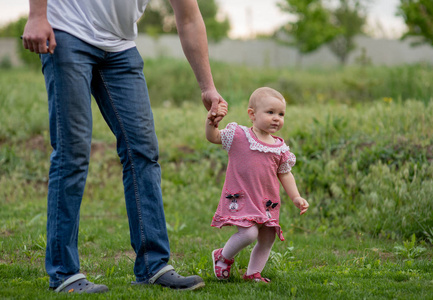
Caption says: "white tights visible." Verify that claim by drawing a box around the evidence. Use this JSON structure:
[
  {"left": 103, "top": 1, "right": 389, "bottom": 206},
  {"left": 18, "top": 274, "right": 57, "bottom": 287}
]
[{"left": 217, "top": 224, "right": 276, "bottom": 275}]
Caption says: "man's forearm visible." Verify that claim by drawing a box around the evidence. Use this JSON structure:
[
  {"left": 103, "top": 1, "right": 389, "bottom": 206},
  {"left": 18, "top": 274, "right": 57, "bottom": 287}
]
[
  {"left": 178, "top": 21, "right": 216, "bottom": 93},
  {"left": 170, "top": 0, "right": 216, "bottom": 93},
  {"left": 29, "top": 0, "right": 48, "bottom": 19}
]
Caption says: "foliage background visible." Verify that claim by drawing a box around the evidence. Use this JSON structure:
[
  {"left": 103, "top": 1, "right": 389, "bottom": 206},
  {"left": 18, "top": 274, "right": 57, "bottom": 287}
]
[
  {"left": 398, "top": 0, "right": 433, "bottom": 46},
  {"left": 1, "top": 58, "right": 432, "bottom": 299},
  {"left": 1, "top": 60, "right": 432, "bottom": 242}
]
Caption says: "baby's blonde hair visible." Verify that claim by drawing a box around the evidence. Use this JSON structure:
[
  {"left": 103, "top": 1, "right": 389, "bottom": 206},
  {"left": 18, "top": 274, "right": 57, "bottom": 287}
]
[{"left": 248, "top": 87, "right": 285, "bottom": 109}]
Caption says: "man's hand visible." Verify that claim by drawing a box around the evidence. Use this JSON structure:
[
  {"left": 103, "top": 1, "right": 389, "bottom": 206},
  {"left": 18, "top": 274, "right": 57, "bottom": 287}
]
[
  {"left": 207, "top": 101, "right": 228, "bottom": 126},
  {"left": 202, "top": 89, "right": 227, "bottom": 127},
  {"left": 22, "top": 15, "right": 56, "bottom": 54}
]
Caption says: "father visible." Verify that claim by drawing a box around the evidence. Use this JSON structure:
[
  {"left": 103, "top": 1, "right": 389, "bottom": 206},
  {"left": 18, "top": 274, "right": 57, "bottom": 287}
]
[{"left": 22, "top": 0, "right": 226, "bottom": 293}]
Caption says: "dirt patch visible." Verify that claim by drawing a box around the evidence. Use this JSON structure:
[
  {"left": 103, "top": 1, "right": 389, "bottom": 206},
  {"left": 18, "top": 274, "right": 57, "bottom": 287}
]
[
  {"left": 90, "top": 141, "right": 116, "bottom": 157},
  {"left": 332, "top": 249, "right": 359, "bottom": 257},
  {"left": 176, "top": 145, "right": 195, "bottom": 154},
  {"left": 26, "top": 135, "right": 48, "bottom": 152},
  {"left": 114, "top": 250, "right": 136, "bottom": 263},
  {"left": 0, "top": 229, "right": 13, "bottom": 237},
  {"left": 170, "top": 252, "right": 185, "bottom": 260}
]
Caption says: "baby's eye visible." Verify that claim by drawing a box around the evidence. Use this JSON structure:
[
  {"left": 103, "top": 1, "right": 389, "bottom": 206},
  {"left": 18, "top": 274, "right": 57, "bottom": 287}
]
[
  {"left": 279, "top": 113, "right": 285, "bottom": 117},
  {"left": 267, "top": 111, "right": 274, "bottom": 114}
]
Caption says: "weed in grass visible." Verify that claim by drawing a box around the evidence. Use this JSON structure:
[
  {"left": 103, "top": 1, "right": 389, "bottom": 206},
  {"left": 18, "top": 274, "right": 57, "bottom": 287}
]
[
  {"left": 166, "top": 213, "right": 187, "bottom": 233},
  {"left": 106, "top": 265, "right": 116, "bottom": 278},
  {"left": 21, "top": 244, "right": 43, "bottom": 264},
  {"left": 269, "top": 243, "right": 298, "bottom": 272},
  {"left": 393, "top": 234, "right": 427, "bottom": 260}
]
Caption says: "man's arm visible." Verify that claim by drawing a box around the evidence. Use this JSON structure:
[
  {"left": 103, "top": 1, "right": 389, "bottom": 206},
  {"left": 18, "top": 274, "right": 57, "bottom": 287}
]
[
  {"left": 169, "top": 0, "right": 226, "bottom": 125},
  {"left": 22, "top": 0, "right": 56, "bottom": 54}
]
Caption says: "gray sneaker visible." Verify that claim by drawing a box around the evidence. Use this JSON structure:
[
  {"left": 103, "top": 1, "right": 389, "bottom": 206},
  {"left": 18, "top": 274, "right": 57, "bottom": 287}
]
[
  {"left": 53, "top": 274, "right": 109, "bottom": 294},
  {"left": 134, "top": 265, "right": 205, "bottom": 291}
]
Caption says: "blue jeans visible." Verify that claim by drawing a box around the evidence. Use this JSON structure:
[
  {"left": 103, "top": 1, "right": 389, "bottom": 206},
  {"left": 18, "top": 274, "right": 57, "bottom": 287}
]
[{"left": 41, "top": 30, "right": 170, "bottom": 288}]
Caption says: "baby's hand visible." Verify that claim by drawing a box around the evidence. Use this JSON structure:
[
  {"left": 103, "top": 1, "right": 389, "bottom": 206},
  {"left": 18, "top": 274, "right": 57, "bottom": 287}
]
[
  {"left": 207, "top": 102, "right": 228, "bottom": 126},
  {"left": 218, "top": 102, "right": 228, "bottom": 116},
  {"left": 293, "top": 197, "right": 309, "bottom": 215}
]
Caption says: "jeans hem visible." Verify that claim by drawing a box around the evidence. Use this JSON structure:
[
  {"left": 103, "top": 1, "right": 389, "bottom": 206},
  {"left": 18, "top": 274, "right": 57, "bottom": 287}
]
[
  {"left": 49, "top": 273, "right": 79, "bottom": 289},
  {"left": 134, "top": 263, "right": 169, "bottom": 284}
]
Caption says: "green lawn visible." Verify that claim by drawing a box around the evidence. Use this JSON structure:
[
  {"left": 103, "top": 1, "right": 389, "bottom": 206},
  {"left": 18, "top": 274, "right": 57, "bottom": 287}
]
[{"left": 0, "top": 66, "right": 432, "bottom": 299}]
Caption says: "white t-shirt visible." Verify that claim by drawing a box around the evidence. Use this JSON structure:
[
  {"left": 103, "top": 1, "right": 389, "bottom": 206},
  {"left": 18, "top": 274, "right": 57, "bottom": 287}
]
[{"left": 47, "top": 0, "right": 150, "bottom": 52}]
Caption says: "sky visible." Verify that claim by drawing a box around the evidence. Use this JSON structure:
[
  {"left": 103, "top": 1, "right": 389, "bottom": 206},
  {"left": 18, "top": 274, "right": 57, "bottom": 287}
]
[{"left": 0, "top": 0, "right": 406, "bottom": 39}]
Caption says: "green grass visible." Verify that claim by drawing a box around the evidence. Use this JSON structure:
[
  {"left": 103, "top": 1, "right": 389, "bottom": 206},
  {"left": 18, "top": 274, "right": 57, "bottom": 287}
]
[
  {"left": 143, "top": 58, "right": 433, "bottom": 106},
  {"left": 1, "top": 64, "right": 432, "bottom": 299}
]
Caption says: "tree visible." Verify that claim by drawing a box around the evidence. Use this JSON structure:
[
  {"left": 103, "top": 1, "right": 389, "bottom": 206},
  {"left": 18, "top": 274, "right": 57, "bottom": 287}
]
[
  {"left": 398, "top": 0, "right": 433, "bottom": 46},
  {"left": 197, "top": 0, "right": 230, "bottom": 42},
  {"left": 137, "top": 0, "right": 175, "bottom": 36},
  {"left": 278, "top": 0, "right": 366, "bottom": 65},
  {"left": 327, "top": 0, "right": 366, "bottom": 65},
  {"left": 137, "top": 0, "right": 230, "bottom": 42},
  {"left": 278, "top": 0, "right": 338, "bottom": 59}
]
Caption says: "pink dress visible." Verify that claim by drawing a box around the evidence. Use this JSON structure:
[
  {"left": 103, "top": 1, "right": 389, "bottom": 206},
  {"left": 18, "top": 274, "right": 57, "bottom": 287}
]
[{"left": 211, "top": 122, "right": 296, "bottom": 241}]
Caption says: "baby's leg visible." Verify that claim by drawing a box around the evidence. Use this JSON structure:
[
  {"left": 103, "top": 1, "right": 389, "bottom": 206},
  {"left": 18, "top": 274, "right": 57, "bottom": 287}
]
[
  {"left": 245, "top": 225, "right": 276, "bottom": 275},
  {"left": 217, "top": 225, "right": 259, "bottom": 269}
]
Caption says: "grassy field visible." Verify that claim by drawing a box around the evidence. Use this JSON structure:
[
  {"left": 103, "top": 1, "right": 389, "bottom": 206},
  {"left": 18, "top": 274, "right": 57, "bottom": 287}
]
[{"left": 0, "top": 63, "right": 432, "bottom": 299}]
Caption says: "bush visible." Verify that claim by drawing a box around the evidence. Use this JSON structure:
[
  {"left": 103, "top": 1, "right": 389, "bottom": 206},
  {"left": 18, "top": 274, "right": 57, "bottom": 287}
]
[
  {"left": 0, "top": 55, "right": 12, "bottom": 69},
  {"left": 144, "top": 59, "right": 433, "bottom": 107},
  {"left": 278, "top": 100, "right": 433, "bottom": 240},
  {"left": 359, "top": 162, "right": 433, "bottom": 239}
]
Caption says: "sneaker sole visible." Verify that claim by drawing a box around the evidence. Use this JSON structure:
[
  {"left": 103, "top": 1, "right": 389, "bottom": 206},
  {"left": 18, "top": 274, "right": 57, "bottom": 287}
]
[{"left": 181, "top": 281, "right": 205, "bottom": 291}]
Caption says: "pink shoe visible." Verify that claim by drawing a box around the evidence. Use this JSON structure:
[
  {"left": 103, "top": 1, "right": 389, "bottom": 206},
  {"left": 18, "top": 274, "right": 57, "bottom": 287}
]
[
  {"left": 212, "top": 248, "right": 234, "bottom": 280},
  {"left": 243, "top": 272, "right": 271, "bottom": 283}
]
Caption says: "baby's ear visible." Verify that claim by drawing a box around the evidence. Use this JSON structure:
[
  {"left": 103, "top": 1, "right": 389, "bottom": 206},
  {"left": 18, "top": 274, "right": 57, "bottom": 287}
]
[{"left": 247, "top": 108, "right": 255, "bottom": 121}]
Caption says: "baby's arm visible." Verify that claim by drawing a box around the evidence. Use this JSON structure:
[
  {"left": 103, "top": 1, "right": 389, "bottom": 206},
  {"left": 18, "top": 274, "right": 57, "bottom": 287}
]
[
  {"left": 278, "top": 172, "right": 309, "bottom": 215},
  {"left": 205, "top": 102, "right": 227, "bottom": 144}
]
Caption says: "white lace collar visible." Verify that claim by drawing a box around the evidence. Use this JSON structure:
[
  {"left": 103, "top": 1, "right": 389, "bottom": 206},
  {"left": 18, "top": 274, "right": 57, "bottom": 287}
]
[{"left": 239, "top": 125, "right": 290, "bottom": 155}]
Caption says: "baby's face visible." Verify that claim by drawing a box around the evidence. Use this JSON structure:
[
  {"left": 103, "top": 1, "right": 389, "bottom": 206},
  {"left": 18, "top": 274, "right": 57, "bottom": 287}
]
[{"left": 250, "top": 96, "right": 286, "bottom": 134}]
